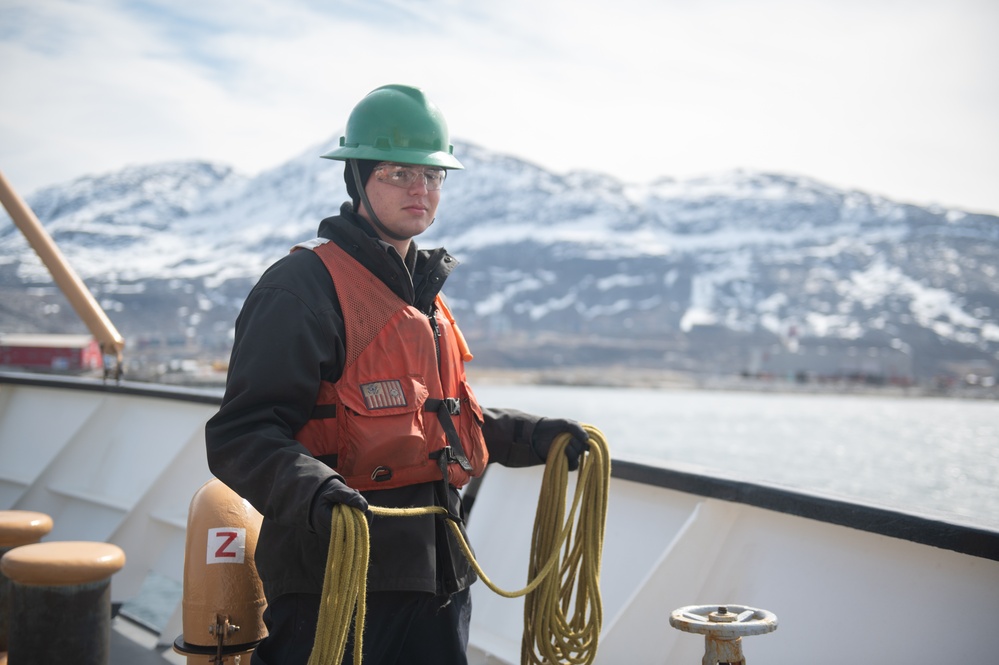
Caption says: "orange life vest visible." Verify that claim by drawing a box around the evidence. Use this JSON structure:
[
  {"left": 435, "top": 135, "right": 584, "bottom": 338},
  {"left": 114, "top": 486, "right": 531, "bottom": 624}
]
[{"left": 294, "top": 239, "right": 488, "bottom": 491}]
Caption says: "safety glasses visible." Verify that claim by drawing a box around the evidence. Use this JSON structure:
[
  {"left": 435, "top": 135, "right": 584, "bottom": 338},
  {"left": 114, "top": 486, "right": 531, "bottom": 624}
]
[{"left": 373, "top": 163, "right": 447, "bottom": 191}]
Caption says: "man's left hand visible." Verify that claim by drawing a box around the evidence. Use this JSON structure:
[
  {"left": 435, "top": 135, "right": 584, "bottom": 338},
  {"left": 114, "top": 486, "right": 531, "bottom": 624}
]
[{"left": 532, "top": 418, "right": 590, "bottom": 470}]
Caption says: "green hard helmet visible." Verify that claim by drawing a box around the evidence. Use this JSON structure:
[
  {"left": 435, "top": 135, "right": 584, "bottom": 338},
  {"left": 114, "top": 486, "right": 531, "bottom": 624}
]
[{"left": 321, "top": 84, "right": 463, "bottom": 169}]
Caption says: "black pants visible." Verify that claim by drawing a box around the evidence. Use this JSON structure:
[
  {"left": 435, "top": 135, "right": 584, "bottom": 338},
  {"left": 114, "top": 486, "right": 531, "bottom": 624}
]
[{"left": 250, "top": 588, "right": 471, "bottom": 665}]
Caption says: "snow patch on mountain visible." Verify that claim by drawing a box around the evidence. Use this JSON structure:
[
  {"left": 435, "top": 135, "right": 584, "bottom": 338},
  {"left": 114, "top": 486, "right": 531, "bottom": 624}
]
[{"left": 2, "top": 139, "right": 997, "bottom": 380}]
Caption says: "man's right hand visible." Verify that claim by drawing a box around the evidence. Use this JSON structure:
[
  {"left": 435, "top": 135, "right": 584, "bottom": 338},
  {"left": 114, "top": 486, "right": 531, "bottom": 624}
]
[{"left": 309, "top": 476, "right": 370, "bottom": 538}]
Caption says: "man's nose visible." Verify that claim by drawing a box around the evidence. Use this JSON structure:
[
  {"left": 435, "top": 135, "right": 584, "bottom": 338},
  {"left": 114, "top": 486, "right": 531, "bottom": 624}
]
[{"left": 408, "top": 177, "right": 430, "bottom": 194}]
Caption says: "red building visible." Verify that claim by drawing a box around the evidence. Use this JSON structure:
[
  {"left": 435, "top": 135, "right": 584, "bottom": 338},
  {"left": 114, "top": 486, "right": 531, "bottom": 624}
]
[{"left": 0, "top": 334, "right": 102, "bottom": 373}]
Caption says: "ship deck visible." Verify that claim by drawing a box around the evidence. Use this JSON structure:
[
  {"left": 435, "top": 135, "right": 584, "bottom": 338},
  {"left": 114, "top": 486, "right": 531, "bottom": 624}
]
[
  {"left": 2, "top": 371, "right": 997, "bottom": 663},
  {"left": 112, "top": 617, "right": 182, "bottom": 664}
]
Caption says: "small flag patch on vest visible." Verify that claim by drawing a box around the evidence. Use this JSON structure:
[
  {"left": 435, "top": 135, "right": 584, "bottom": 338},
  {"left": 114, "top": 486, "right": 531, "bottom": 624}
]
[{"left": 360, "top": 379, "right": 407, "bottom": 410}]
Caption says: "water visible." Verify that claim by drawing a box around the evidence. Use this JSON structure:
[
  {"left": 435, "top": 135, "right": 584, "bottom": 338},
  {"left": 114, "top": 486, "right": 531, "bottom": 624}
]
[
  {"left": 124, "top": 383, "right": 998, "bottom": 634},
  {"left": 473, "top": 384, "right": 999, "bottom": 530}
]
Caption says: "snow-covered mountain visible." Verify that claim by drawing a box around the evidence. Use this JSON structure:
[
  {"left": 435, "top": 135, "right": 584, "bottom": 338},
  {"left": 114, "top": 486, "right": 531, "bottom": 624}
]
[{"left": 2, "top": 140, "right": 997, "bottom": 382}]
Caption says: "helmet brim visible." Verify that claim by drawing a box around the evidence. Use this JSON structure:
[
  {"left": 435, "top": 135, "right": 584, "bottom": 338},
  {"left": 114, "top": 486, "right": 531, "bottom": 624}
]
[{"left": 321, "top": 144, "right": 464, "bottom": 170}]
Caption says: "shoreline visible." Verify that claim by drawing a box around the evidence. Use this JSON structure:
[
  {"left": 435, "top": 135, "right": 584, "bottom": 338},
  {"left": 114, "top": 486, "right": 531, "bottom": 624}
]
[
  {"left": 11, "top": 364, "right": 997, "bottom": 400},
  {"left": 465, "top": 366, "right": 999, "bottom": 400}
]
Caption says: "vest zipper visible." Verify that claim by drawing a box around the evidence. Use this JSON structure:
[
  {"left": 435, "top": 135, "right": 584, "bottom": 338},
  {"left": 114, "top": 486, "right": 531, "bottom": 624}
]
[{"left": 429, "top": 309, "right": 442, "bottom": 371}]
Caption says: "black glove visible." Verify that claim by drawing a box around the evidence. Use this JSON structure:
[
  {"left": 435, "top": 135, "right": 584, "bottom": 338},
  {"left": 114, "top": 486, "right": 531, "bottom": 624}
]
[
  {"left": 309, "top": 475, "right": 370, "bottom": 538},
  {"left": 531, "top": 418, "right": 590, "bottom": 471}
]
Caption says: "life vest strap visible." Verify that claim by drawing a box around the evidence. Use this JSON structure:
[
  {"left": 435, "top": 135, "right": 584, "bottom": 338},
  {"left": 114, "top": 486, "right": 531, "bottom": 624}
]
[
  {"left": 425, "top": 397, "right": 460, "bottom": 416},
  {"left": 425, "top": 399, "right": 473, "bottom": 472},
  {"left": 431, "top": 453, "right": 465, "bottom": 527}
]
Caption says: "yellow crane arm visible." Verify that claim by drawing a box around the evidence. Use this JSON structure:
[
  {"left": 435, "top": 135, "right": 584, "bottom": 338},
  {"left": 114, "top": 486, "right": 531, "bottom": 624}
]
[{"left": 0, "top": 169, "right": 125, "bottom": 377}]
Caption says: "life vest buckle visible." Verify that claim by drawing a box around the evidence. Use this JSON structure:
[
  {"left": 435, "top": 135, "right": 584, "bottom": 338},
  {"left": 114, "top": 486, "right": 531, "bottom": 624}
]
[
  {"left": 370, "top": 466, "right": 393, "bottom": 482},
  {"left": 442, "top": 398, "right": 461, "bottom": 415}
]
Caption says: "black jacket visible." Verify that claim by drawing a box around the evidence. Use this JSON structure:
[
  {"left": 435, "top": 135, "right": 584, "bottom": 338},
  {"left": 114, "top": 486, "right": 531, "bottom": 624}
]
[{"left": 205, "top": 204, "right": 547, "bottom": 600}]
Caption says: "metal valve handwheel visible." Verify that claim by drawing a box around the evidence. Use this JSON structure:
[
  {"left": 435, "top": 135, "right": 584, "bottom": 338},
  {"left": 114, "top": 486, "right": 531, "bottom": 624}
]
[{"left": 669, "top": 604, "right": 778, "bottom": 640}]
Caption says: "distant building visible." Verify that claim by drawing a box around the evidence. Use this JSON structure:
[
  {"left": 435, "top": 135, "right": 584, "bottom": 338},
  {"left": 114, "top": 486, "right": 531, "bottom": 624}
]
[
  {"left": 745, "top": 340, "right": 915, "bottom": 386},
  {"left": 0, "top": 334, "right": 102, "bottom": 373}
]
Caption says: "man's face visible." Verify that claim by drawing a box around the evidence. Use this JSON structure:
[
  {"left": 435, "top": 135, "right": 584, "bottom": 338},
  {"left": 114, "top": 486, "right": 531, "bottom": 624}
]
[{"left": 360, "top": 162, "right": 443, "bottom": 242}]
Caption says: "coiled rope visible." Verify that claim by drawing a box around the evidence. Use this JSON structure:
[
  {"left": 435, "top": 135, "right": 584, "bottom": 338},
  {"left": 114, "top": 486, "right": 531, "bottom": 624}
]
[{"left": 308, "top": 424, "right": 610, "bottom": 665}]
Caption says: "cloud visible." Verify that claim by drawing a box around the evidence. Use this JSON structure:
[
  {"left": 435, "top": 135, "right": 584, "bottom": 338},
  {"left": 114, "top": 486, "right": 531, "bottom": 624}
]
[{"left": 1, "top": 0, "right": 997, "bottom": 214}]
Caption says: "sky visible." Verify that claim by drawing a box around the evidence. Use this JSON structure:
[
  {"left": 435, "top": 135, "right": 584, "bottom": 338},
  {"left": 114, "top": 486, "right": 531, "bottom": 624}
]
[{"left": 1, "top": 0, "right": 998, "bottom": 215}]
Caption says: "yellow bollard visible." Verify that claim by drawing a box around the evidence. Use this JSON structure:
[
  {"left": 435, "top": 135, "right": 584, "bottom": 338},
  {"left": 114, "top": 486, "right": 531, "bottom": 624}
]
[
  {"left": 172, "top": 479, "right": 267, "bottom": 664},
  {"left": 0, "top": 511, "right": 54, "bottom": 654},
  {"left": 1, "top": 540, "right": 125, "bottom": 665}
]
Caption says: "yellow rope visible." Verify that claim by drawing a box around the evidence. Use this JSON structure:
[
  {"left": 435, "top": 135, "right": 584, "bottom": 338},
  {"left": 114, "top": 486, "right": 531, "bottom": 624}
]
[
  {"left": 522, "top": 425, "right": 609, "bottom": 665},
  {"left": 309, "top": 424, "right": 610, "bottom": 665},
  {"left": 307, "top": 505, "right": 369, "bottom": 665}
]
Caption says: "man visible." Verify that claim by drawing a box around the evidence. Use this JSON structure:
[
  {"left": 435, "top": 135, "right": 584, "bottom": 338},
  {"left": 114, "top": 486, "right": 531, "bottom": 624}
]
[{"left": 205, "top": 84, "right": 588, "bottom": 665}]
